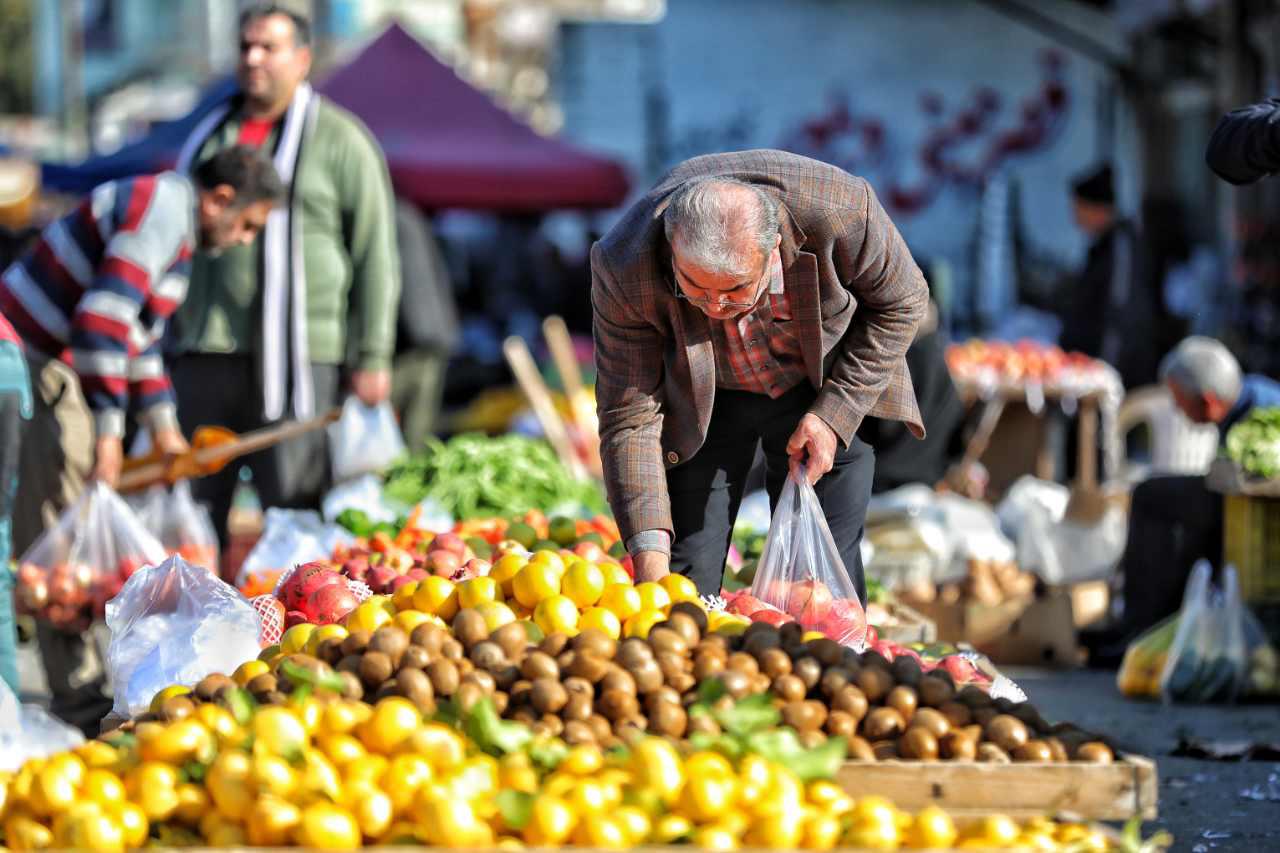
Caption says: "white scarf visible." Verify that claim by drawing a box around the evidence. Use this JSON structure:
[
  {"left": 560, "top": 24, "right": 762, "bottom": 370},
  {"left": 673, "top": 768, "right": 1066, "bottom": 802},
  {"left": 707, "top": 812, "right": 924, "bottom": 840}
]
[{"left": 179, "top": 83, "right": 319, "bottom": 421}]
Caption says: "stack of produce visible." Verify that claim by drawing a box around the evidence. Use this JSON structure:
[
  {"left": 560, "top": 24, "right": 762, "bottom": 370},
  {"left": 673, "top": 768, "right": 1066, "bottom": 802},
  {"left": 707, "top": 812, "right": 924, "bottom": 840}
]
[
  {"left": 945, "top": 339, "right": 1109, "bottom": 393},
  {"left": 4, "top": 662, "right": 1127, "bottom": 851},
  {"left": 1225, "top": 406, "right": 1280, "bottom": 479},
  {"left": 896, "top": 557, "right": 1036, "bottom": 611}
]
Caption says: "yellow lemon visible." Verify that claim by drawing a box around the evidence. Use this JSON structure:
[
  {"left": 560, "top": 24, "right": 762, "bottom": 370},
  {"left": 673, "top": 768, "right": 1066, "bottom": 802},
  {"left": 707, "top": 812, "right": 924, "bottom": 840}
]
[
  {"left": 527, "top": 550, "right": 565, "bottom": 576},
  {"left": 149, "top": 685, "right": 191, "bottom": 714},
  {"left": 233, "top": 659, "right": 270, "bottom": 687},
  {"left": 392, "top": 581, "right": 420, "bottom": 612},
  {"left": 578, "top": 607, "right": 622, "bottom": 640},
  {"left": 489, "top": 554, "right": 528, "bottom": 596},
  {"left": 533, "top": 595, "right": 580, "bottom": 636},
  {"left": 623, "top": 608, "right": 667, "bottom": 639},
  {"left": 513, "top": 563, "right": 562, "bottom": 609},
  {"left": 305, "top": 623, "right": 349, "bottom": 655},
  {"left": 562, "top": 562, "right": 606, "bottom": 608},
  {"left": 393, "top": 610, "right": 433, "bottom": 633},
  {"left": 411, "top": 577, "right": 458, "bottom": 620},
  {"left": 476, "top": 601, "right": 518, "bottom": 632},
  {"left": 345, "top": 600, "right": 392, "bottom": 633},
  {"left": 457, "top": 576, "right": 502, "bottom": 609},
  {"left": 599, "top": 583, "right": 642, "bottom": 621},
  {"left": 659, "top": 573, "right": 700, "bottom": 604},
  {"left": 712, "top": 614, "right": 750, "bottom": 636},
  {"left": 598, "top": 562, "right": 632, "bottom": 586},
  {"left": 634, "top": 582, "right": 672, "bottom": 613}
]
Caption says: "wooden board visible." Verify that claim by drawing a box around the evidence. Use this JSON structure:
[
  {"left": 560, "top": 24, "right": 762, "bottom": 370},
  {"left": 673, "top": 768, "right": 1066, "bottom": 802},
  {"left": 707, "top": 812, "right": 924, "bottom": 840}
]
[{"left": 836, "top": 755, "right": 1157, "bottom": 821}]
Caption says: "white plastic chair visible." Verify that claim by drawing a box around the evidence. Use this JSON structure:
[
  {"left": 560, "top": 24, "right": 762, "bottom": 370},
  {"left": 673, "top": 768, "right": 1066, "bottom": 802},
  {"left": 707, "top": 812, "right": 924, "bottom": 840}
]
[{"left": 1114, "top": 385, "right": 1219, "bottom": 481}]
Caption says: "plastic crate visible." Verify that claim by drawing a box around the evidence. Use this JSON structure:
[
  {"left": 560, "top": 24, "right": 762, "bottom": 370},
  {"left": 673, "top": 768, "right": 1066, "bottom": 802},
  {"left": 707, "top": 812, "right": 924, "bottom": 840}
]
[{"left": 1223, "top": 494, "right": 1280, "bottom": 604}]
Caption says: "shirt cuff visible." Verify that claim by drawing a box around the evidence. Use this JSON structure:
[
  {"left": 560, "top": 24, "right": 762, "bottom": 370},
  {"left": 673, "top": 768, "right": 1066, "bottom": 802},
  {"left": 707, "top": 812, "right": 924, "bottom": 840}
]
[
  {"left": 145, "top": 402, "right": 180, "bottom": 435},
  {"left": 627, "top": 529, "right": 672, "bottom": 557},
  {"left": 94, "top": 409, "right": 126, "bottom": 439}
]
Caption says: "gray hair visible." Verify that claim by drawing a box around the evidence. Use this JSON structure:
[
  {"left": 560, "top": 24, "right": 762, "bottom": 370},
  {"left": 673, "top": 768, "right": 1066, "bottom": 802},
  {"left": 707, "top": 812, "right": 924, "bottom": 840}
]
[
  {"left": 663, "top": 177, "right": 779, "bottom": 277},
  {"left": 1160, "top": 336, "right": 1243, "bottom": 404}
]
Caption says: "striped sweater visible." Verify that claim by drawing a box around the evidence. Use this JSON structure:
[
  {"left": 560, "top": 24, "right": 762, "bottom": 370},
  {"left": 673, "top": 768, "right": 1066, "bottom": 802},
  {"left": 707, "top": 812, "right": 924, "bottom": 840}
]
[{"left": 0, "top": 172, "right": 194, "bottom": 438}]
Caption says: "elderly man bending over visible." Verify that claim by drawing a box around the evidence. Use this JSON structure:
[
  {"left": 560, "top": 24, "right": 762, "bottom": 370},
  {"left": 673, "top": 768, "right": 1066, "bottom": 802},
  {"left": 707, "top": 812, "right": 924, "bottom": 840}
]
[{"left": 1092, "top": 337, "right": 1280, "bottom": 660}]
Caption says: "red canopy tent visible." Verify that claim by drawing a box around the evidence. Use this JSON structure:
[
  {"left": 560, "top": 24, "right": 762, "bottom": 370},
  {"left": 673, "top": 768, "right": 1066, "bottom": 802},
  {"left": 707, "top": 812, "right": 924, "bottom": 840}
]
[{"left": 319, "top": 23, "right": 629, "bottom": 211}]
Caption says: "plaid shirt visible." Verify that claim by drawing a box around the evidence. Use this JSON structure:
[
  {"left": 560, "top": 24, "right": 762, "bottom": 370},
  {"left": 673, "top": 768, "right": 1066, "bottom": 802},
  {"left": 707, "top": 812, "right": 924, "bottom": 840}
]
[{"left": 709, "top": 249, "right": 809, "bottom": 398}]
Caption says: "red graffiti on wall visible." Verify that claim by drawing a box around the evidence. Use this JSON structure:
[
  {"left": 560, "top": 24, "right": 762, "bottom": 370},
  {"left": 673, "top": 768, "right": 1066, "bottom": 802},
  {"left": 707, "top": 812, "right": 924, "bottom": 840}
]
[{"left": 779, "top": 50, "right": 1070, "bottom": 216}]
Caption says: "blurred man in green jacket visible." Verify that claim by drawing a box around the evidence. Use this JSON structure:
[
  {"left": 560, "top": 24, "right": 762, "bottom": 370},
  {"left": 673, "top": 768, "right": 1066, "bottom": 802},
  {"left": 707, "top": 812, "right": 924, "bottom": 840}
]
[{"left": 171, "top": 2, "right": 400, "bottom": 542}]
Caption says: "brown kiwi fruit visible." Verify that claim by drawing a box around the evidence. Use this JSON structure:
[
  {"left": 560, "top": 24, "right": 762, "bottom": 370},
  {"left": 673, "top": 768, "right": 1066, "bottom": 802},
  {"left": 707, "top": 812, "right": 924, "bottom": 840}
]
[
  {"left": 569, "top": 652, "right": 610, "bottom": 684},
  {"left": 1045, "top": 737, "right": 1069, "bottom": 763},
  {"left": 562, "top": 693, "right": 593, "bottom": 723},
  {"left": 342, "top": 630, "right": 373, "bottom": 657},
  {"left": 872, "top": 740, "right": 900, "bottom": 760},
  {"left": 688, "top": 714, "right": 721, "bottom": 737},
  {"left": 940, "top": 730, "right": 977, "bottom": 761},
  {"left": 856, "top": 667, "right": 893, "bottom": 703},
  {"left": 616, "top": 638, "right": 654, "bottom": 669},
  {"left": 773, "top": 674, "right": 808, "bottom": 704},
  {"left": 493, "top": 665, "right": 521, "bottom": 692},
  {"left": 937, "top": 701, "right": 972, "bottom": 728},
  {"left": 539, "top": 714, "right": 565, "bottom": 737},
  {"left": 600, "top": 667, "right": 637, "bottom": 696},
  {"left": 847, "top": 735, "right": 877, "bottom": 762},
  {"left": 1013, "top": 740, "right": 1052, "bottom": 762},
  {"left": 743, "top": 624, "right": 781, "bottom": 657},
  {"left": 337, "top": 655, "right": 363, "bottom": 676},
  {"left": 508, "top": 680, "right": 532, "bottom": 708},
  {"left": 530, "top": 678, "right": 568, "bottom": 714},
  {"left": 1075, "top": 742, "right": 1114, "bottom": 764},
  {"left": 820, "top": 667, "right": 852, "bottom": 698},
  {"left": 450, "top": 610, "right": 489, "bottom": 649},
  {"left": 900, "top": 727, "right": 939, "bottom": 761},
  {"left": 862, "top": 707, "right": 906, "bottom": 741},
  {"left": 440, "top": 638, "right": 465, "bottom": 661},
  {"left": 159, "top": 695, "right": 196, "bottom": 721},
  {"left": 649, "top": 702, "right": 688, "bottom": 738},
  {"left": 563, "top": 720, "right": 595, "bottom": 745},
  {"left": 726, "top": 651, "right": 760, "bottom": 677},
  {"left": 369, "top": 626, "right": 410, "bottom": 665},
  {"left": 693, "top": 654, "right": 725, "bottom": 681},
  {"left": 656, "top": 652, "right": 687, "bottom": 683},
  {"left": 976, "top": 743, "right": 1011, "bottom": 764},
  {"left": 917, "top": 675, "right": 955, "bottom": 708},
  {"left": 718, "top": 669, "right": 751, "bottom": 699},
  {"left": 469, "top": 641, "right": 507, "bottom": 672},
  {"left": 194, "top": 674, "right": 235, "bottom": 702},
  {"left": 831, "top": 685, "right": 869, "bottom": 721},
  {"left": 985, "top": 715, "right": 1030, "bottom": 753},
  {"left": 798, "top": 729, "right": 827, "bottom": 749},
  {"left": 573, "top": 628, "right": 618, "bottom": 660},
  {"left": 314, "top": 638, "right": 345, "bottom": 665},
  {"left": 400, "top": 645, "right": 432, "bottom": 672},
  {"left": 648, "top": 627, "right": 689, "bottom": 658},
  {"left": 408, "top": 623, "right": 445, "bottom": 654},
  {"left": 793, "top": 657, "right": 823, "bottom": 690},
  {"left": 397, "top": 668, "right": 435, "bottom": 711},
  {"left": 909, "top": 708, "right": 951, "bottom": 739},
  {"left": 426, "top": 659, "right": 460, "bottom": 696},
  {"left": 971, "top": 707, "right": 1000, "bottom": 728},
  {"left": 492, "top": 622, "right": 531, "bottom": 659},
  {"left": 598, "top": 689, "right": 640, "bottom": 721},
  {"left": 758, "top": 648, "right": 792, "bottom": 679},
  {"left": 632, "top": 659, "right": 667, "bottom": 694},
  {"left": 781, "top": 701, "right": 820, "bottom": 731},
  {"left": 521, "top": 651, "right": 560, "bottom": 682},
  {"left": 338, "top": 671, "right": 363, "bottom": 700},
  {"left": 956, "top": 685, "right": 992, "bottom": 708},
  {"left": 669, "top": 601, "right": 708, "bottom": 634},
  {"left": 885, "top": 685, "right": 919, "bottom": 723},
  {"left": 587, "top": 714, "right": 613, "bottom": 741},
  {"left": 825, "top": 710, "right": 857, "bottom": 738},
  {"left": 462, "top": 670, "right": 496, "bottom": 694},
  {"left": 697, "top": 635, "right": 731, "bottom": 659},
  {"left": 890, "top": 656, "right": 923, "bottom": 687},
  {"left": 806, "top": 638, "right": 843, "bottom": 668},
  {"left": 540, "top": 632, "right": 571, "bottom": 657},
  {"left": 359, "top": 651, "right": 394, "bottom": 689}
]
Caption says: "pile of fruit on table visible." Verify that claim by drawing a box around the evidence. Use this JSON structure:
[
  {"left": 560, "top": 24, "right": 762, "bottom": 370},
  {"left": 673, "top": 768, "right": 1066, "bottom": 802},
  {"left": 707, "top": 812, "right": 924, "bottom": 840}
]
[
  {"left": 2, "top": 510, "right": 1155, "bottom": 850},
  {"left": 945, "top": 339, "right": 1110, "bottom": 392}
]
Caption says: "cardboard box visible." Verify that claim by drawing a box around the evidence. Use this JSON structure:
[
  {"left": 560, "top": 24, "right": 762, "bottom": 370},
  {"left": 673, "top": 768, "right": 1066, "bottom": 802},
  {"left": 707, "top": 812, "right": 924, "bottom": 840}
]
[{"left": 902, "top": 590, "right": 1084, "bottom": 667}]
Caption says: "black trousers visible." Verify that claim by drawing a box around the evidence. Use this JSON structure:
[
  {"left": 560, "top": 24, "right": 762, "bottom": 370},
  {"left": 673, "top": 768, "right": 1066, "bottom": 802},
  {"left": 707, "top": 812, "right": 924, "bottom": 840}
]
[
  {"left": 171, "top": 354, "right": 340, "bottom": 547},
  {"left": 668, "top": 384, "right": 874, "bottom": 601},
  {"left": 1117, "top": 474, "right": 1222, "bottom": 635}
]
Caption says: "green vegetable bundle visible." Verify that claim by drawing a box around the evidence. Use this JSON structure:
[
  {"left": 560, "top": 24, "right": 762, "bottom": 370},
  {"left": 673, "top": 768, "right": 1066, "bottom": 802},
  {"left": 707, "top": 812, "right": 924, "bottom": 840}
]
[
  {"left": 1225, "top": 406, "right": 1280, "bottom": 479},
  {"left": 382, "top": 433, "right": 606, "bottom": 520}
]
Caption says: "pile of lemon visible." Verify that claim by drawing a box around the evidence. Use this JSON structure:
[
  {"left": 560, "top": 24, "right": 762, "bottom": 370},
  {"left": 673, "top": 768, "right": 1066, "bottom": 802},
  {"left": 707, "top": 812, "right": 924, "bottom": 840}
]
[{"left": 0, "top": 695, "right": 1114, "bottom": 851}]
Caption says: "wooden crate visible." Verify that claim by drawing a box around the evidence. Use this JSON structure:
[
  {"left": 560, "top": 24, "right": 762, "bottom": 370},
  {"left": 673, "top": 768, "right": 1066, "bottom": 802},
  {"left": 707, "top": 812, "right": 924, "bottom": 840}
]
[
  {"left": 871, "top": 601, "right": 937, "bottom": 645},
  {"left": 836, "top": 755, "right": 1157, "bottom": 821}
]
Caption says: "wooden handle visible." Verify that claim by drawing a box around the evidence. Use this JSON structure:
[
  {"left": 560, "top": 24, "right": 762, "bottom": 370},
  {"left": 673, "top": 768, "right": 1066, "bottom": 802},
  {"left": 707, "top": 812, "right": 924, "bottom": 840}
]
[
  {"left": 961, "top": 399, "right": 1006, "bottom": 470},
  {"left": 542, "top": 315, "right": 585, "bottom": 405},
  {"left": 503, "top": 336, "right": 590, "bottom": 481}
]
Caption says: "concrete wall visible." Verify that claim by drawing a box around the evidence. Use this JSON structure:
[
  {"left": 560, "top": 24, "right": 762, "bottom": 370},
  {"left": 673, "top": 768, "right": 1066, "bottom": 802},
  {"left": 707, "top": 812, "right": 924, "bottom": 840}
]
[{"left": 557, "top": 0, "right": 1138, "bottom": 330}]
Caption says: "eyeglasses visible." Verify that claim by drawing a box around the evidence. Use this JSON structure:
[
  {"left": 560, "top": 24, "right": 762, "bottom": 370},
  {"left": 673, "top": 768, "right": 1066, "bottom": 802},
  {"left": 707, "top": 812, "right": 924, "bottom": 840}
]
[{"left": 672, "top": 254, "right": 771, "bottom": 310}]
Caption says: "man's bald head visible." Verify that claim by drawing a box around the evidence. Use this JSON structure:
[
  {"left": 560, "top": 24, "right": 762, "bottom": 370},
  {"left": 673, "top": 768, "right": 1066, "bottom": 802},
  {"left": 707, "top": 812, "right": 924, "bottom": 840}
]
[{"left": 663, "top": 177, "right": 779, "bottom": 278}]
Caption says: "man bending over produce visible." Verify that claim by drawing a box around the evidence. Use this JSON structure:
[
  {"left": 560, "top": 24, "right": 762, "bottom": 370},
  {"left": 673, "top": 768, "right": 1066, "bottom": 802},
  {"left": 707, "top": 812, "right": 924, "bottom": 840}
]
[
  {"left": 0, "top": 145, "right": 284, "bottom": 734},
  {"left": 591, "top": 150, "right": 927, "bottom": 599},
  {"left": 1088, "top": 337, "right": 1280, "bottom": 664}
]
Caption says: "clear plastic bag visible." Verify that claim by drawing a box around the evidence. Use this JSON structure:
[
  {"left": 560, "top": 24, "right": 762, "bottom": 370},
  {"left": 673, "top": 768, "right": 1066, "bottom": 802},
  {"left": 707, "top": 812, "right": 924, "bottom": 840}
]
[
  {"left": 13, "top": 481, "right": 167, "bottom": 631},
  {"left": 105, "top": 554, "right": 261, "bottom": 718},
  {"left": 1160, "top": 561, "right": 1249, "bottom": 704},
  {"left": 0, "top": 677, "right": 84, "bottom": 771},
  {"left": 236, "top": 507, "right": 355, "bottom": 589},
  {"left": 322, "top": 473, "right": 411, "bottom": 525},
  {"left": 748, "top": 467, "right": 867, "bottom": 648},
  {"left": 130, "top": 483, "right": 221, "bottom": 575},
  {"left": 328, "top": 397, "right": 407, "bottom": 482}
]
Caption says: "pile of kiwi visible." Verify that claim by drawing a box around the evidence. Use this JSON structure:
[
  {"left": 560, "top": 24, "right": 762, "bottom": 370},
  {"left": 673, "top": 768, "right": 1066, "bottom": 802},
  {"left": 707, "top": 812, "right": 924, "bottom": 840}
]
[{"left": 124, "top": 602, "right": 1116, "bottom": 764}]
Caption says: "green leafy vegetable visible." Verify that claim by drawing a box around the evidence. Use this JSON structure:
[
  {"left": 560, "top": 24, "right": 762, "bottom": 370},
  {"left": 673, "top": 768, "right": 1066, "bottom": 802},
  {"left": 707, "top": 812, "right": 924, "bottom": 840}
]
[
  {"left": 382, "top": 434, "right": 605, "bottom": 520},
  {"left": 464, "top": 697, "right": 533, "bottom": 756},
  {"left": 1226, "top": 407, "right": 1280, "bottom": 479}
]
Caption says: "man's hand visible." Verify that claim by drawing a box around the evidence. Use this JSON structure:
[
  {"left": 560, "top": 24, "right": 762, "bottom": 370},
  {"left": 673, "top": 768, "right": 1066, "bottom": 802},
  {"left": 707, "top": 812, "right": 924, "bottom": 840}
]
[
  {"left": 153, "top": 428, "right": 190, "bottom": 458},
  {"left": 786, "top": 412, "right": 839, "bottom": 484},
  {"left": 92, "top": 435, "right": 124, "bottom": 488},
  {"left": 632, "top": 550, "right": 671, "bottom": 583},
  {"left": 351, "top": 369, "right": 391, "bottom": 406}
]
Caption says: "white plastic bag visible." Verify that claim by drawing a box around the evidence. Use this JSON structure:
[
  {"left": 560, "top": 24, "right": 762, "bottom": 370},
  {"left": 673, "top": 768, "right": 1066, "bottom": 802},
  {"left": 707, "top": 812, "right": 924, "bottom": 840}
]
[
  {"left": 236, "top": 508, "right": 355, "bottom": 588},
  {"left": 749, "top": 467, "right": 867, "bottom": 648},
  {"left": 328, "top": 397, "right": 407, "bottom": 482},
  {"left": 131, "top": 483, "right": 220, "bottom": 574},
  {"left": 996, "top": 476, "right": 1070, "bottom": 540},
  {"left": 322, "top": 473, "right": 411, "bottom": 524},
  {"left": 105, "top": 555, "right": 261, "bottom": 718},
  {"left": 1016, "top": 501, "right": 1127, "bottom": 585},
  {"left": 934, "top": 494, "right": 1016, "bottom": 584},
  {"left": 0, "top": 679, "right": 85, "bottom": 771},
  {"left": 1160, "top": 562, "right": 1249, "bottom": 704}
]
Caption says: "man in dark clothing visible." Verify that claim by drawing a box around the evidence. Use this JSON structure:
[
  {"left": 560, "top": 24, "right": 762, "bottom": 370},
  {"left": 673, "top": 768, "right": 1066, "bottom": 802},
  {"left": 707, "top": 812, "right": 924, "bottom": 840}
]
[
  {"left": 1090, "top": 337, "right": 1280, "bottom": 664},
  {"left": 1206, "top": 98, "right": 1280, "bottom": 184},
  {"left": 1059, "top": 165, "right": 1158, "bottom": 389}
]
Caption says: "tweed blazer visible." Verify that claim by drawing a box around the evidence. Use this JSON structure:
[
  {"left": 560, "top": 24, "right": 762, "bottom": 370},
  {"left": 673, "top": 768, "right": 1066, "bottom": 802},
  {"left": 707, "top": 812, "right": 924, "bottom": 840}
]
[{"left": 592, "top": 150, "right": 927, "bottom": 541}]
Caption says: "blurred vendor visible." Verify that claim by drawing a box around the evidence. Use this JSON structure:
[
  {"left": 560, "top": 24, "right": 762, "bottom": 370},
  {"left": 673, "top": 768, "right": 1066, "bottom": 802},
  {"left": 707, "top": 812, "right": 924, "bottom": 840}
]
[
  {"left": 1059, "top": 164, "right": 1158, "bottom": 389},
  {"left": 1094, "top": 337, "right": 1280, "bottom": 662},
  {"left": 0, "top": 311, "right": 30, "bottom": 695},
  {"left": 592, "top": 150, "right": 928, "bottom": 600}
]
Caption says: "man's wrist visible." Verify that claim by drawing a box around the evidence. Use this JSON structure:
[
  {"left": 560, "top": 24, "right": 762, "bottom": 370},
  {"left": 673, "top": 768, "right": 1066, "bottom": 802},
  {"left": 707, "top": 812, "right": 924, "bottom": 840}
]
[{"left": 627, "top": 529, "right": 672, "bottom": 557}]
